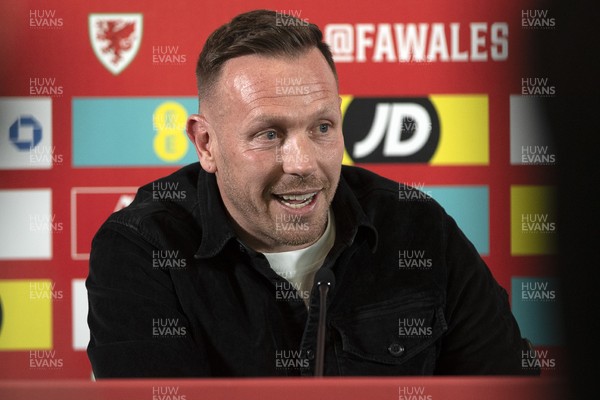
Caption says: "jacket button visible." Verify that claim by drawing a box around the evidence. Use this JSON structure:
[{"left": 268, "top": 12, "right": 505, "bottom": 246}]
[
  {"left": 388, "top": 343, "right": 405, "bottom": 357},
  {"left": 306, "top": 349, "right": 315, "bottom": 360}
]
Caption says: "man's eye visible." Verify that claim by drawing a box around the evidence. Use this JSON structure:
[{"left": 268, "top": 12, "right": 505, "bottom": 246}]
[
  {"left": 265, "top": 130, "right": 278, "bottom": 140},
  {"left": 318, "top": 124, "right": 329, "bottom": 133}
]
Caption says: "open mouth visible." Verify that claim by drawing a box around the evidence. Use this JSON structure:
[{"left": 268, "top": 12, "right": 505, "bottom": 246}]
[{"left": 273, "top": 192, "right": 318, "bottom": 209}]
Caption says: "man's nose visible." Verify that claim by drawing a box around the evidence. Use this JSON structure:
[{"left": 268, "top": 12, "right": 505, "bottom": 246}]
[{"left": 279, "top": 134, "right": 317, "bottom": 178}]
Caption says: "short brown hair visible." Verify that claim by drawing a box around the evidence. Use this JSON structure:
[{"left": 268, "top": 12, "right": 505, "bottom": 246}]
[{"left": 195, "top": 9, "right": 337, "bottom": 101}]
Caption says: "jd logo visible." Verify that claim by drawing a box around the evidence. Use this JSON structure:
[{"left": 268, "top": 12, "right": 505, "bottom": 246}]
[{"left": 343, "top": 98, "right": 440, "bottom": 163}]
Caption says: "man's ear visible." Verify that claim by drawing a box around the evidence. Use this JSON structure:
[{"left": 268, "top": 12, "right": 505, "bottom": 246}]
[{"left": 186, "top": 114, "right": 217, "bottom": 173}]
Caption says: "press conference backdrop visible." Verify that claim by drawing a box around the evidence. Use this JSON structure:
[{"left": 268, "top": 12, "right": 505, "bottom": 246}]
[{"left": 0, "top": 0, "right": 561, "bottom": 379}]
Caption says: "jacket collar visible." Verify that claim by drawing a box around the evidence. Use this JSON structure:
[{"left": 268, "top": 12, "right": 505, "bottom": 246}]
[
  {"left": 194, "top": 170, "right": 238, "bottom": 259},
  {"left": 193, "top": 166, "right": 378, "bottom": 259},
  {"left": 330, "top": 171, "right": 378, "bottom": 253}
]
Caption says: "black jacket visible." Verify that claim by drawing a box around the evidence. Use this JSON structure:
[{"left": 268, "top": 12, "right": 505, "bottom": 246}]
[{"left": 87, "top": 163, "right": 535, "bottom": 377}]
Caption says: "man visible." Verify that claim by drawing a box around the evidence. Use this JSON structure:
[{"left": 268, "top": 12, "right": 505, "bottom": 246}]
[{"left": 87, "top": 9, "right": 535, "bottom": 377}]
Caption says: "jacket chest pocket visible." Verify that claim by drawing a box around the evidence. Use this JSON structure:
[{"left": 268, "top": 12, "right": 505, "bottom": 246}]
[{"left": 331, "top": 295, "right": 447, "bottom": 375}]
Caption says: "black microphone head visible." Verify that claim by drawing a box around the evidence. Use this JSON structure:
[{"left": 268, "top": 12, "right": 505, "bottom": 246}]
[{"left": 315, "top": 268, "right": 336, "bottom": 291}]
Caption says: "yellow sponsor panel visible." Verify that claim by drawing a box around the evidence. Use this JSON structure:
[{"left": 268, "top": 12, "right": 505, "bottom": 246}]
[
  {"left": 429, "top": 95, "right": 489, "bottom": 165},
  {"left": 340, "top": 95, "right": 354, "bottom": 166},
  {"left": 340, "top": 95, "right": 488, "bottom": 165},
  {"left": 511, "top": 186, "right": 558, "bottom": 255},
  {"left": 0, "top": 280, "right": 53, "bottom": 350}
]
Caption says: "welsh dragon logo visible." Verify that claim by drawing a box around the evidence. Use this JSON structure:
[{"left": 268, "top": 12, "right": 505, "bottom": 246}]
[{"left": 89, "top": 13, "right": 143, "bottom": 75}]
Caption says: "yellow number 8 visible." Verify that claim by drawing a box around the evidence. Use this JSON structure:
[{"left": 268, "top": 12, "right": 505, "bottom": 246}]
[{"left": 153, "top": 101, "right": 189, "bottom": 162}]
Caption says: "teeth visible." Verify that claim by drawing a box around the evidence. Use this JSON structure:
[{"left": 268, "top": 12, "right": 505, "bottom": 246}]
[
  {"left": 277, "top": 192, "right": 317, "bottom": 209},
  {"left": 280, "top": 192, "right": 316, "bottom": 201}
]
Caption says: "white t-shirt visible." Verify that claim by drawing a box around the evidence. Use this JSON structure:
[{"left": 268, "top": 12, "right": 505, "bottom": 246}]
[{"left": 263, "top": 210, "right": 335, "bottom": 307}]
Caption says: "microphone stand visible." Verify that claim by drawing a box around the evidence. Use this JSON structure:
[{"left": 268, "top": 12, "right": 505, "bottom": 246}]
[{"left": 314, "top": 269, "right": 335, "bottom": 376}]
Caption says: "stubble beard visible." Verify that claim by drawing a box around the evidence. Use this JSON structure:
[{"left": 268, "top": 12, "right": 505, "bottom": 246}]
[{"left": 218, "top": 169, "right": 336, "bottom": 250}]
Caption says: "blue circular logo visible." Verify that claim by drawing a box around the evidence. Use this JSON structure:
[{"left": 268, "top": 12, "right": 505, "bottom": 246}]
[{"left": 9, "top": 115, "right": 43, "bottom": 150}]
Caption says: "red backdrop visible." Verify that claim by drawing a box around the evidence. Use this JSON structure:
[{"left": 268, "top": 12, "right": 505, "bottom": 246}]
[{"left": 0, "top": 0, "right": 561, "bottom": 379}]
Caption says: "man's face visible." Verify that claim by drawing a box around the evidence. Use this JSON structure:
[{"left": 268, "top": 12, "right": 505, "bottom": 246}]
[{"left": 189, "top": 48, "right": 344, "bottom": 253}]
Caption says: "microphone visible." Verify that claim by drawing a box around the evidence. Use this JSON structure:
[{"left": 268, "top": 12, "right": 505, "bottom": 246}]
[{"left": 314, "top": 268, "right": 335, "bottom": 377}]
